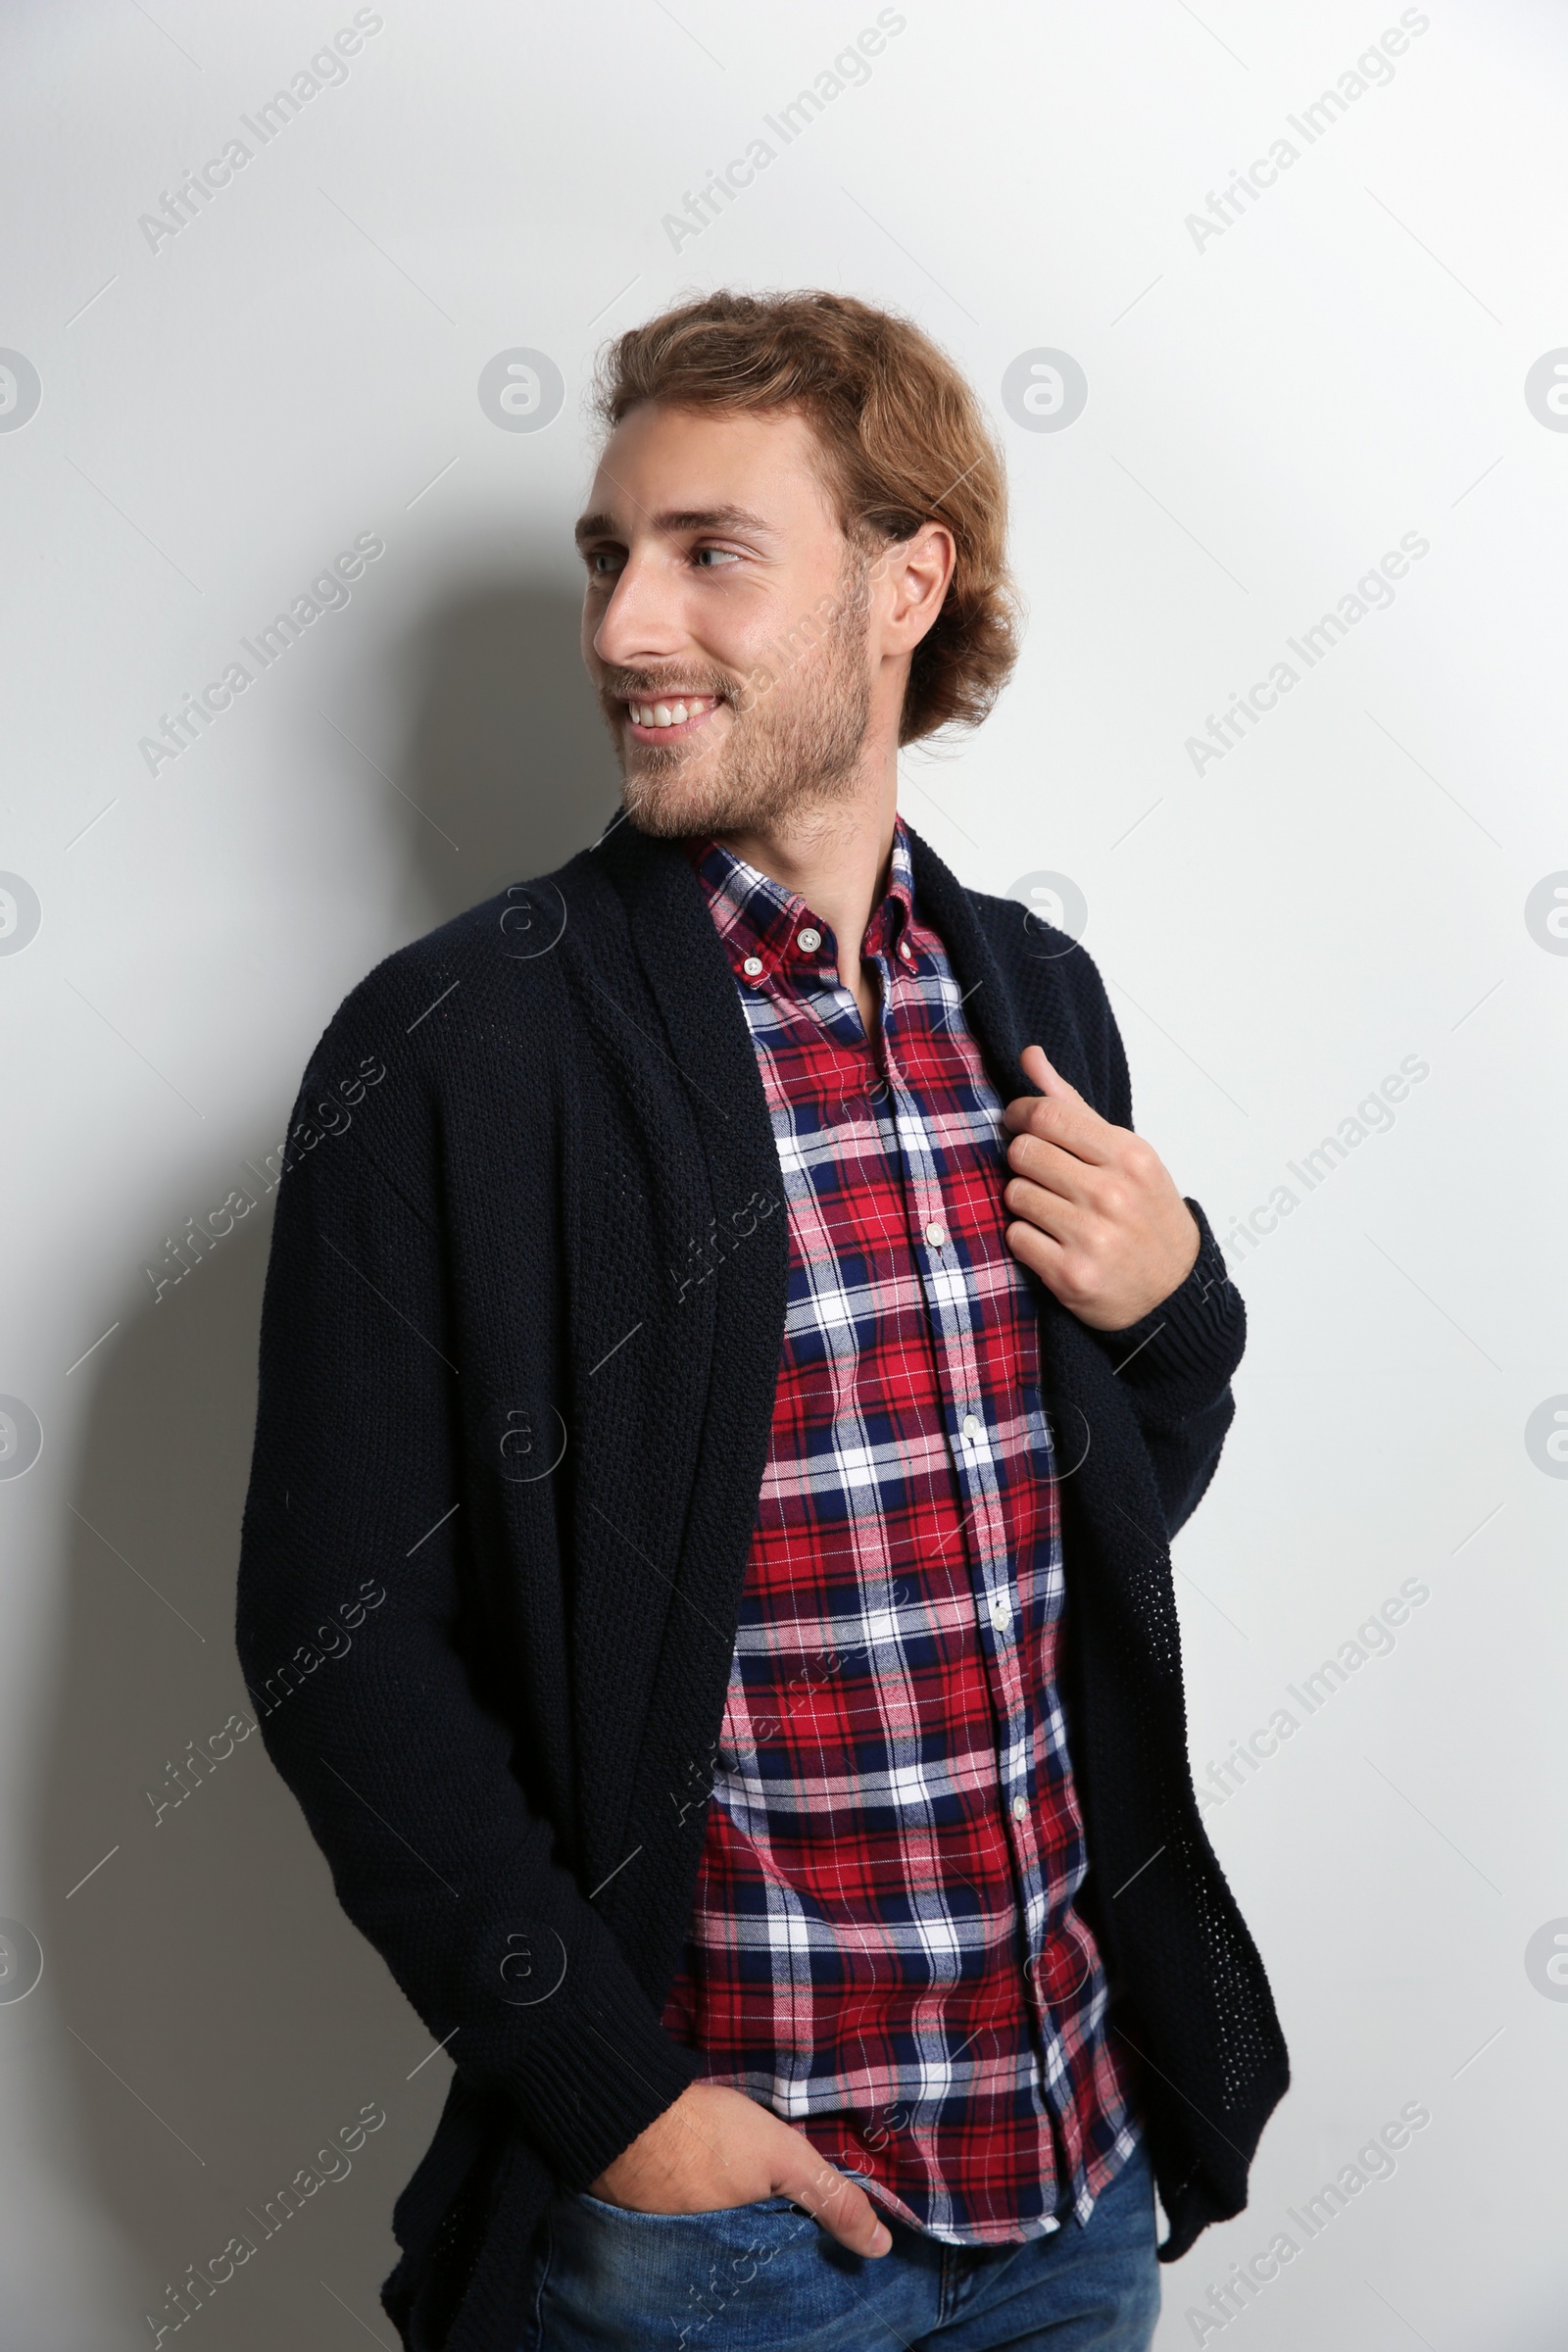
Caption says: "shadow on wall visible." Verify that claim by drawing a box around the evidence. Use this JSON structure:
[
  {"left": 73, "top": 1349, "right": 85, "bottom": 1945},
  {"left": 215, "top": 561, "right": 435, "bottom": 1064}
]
[
  {"left": 34, "top": 575, "right": 618, "bottom": 2349},
  {"left": 393, "top": 572, "right": 622, "bottom": 930}
]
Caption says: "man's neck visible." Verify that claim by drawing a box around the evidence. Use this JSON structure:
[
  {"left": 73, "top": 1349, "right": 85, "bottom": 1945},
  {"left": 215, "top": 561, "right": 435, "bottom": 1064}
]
[{"left": 709, "top": 766, "right": 900, "bottom": 1033}]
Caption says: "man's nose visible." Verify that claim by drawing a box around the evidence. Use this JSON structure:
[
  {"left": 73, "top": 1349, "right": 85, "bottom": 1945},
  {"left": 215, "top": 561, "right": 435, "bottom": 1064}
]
[{"left": 591, "top": 553, "right": 688, "bottom": 669}]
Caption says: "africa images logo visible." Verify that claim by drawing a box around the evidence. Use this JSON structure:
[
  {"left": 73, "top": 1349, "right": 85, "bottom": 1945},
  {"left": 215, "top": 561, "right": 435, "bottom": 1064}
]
[
  {"left": 476, "top": 349, "right": 564, "bottom": 432},
  {"left": 1001, "top": 352, "right": 1089, "bottom": 434},
  {"left": 0, "top": 351, "right": 42, "bottom": 433},
  {"left": 1524, "top": 350, "right": 1568, "bottom": 430},
  {"left": 0, "top": 1920, "right": 43, "bottom": 2003},
  {"left": 0, "top": 874, "right": 42, "bottom": 955},
  {"left": 1525, "top": 1920, "right": 1568, "bottom": 2000}
]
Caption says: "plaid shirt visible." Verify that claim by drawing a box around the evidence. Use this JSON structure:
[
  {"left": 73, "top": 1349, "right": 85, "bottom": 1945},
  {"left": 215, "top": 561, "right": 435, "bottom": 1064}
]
[{"left": 660, "top": 817, "right": 1141, "bottom": 2244}]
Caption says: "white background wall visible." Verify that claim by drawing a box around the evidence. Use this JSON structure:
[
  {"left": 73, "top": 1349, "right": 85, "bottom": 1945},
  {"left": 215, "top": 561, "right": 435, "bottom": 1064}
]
[{"left": 1, "top": 2, "right": 1565, "bottom": 2345}]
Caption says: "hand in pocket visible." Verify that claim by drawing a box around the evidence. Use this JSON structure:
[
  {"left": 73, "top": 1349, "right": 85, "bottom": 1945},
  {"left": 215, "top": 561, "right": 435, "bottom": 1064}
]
[{"left": 587, "top": 2082, "right": 891, "bottom": 2255}]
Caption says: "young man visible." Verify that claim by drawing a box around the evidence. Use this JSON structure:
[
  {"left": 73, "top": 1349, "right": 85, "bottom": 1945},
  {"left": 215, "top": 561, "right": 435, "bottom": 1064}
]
[{"left": 236, "top": 291, "right": 1287, "bottom": 2352}]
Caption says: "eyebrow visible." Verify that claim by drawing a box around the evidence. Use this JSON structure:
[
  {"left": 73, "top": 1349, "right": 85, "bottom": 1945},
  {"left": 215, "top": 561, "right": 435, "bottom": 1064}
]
[{"left": 572, "top": 504, "right": 777, "bottom": 548}]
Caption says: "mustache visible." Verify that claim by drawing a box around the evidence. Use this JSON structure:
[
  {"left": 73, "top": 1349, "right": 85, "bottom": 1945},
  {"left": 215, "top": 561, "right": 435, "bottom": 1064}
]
[{"left": 598, "top": 666, "right": 736, "bottom": 703}]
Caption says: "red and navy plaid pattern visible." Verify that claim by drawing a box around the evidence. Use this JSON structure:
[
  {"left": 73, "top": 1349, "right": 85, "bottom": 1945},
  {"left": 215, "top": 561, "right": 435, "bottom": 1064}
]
[{"left": 661, "top": 817, "right": 1141, "bottom": 2244}]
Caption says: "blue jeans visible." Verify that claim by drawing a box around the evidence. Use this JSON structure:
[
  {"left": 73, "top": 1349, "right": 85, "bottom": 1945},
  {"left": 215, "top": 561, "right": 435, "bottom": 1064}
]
[{"left": 518, "top": 2139, "right": 1159, "bottom": 2350}]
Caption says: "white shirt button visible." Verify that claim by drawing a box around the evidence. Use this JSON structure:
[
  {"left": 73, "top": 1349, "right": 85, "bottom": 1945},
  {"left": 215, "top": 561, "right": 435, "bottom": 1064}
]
[
  {"left": 797, "top": 926, "right": 821, "bottom": 954},
  {"left": 989, "top": 1593, "right": 1011, "bottom": 1632},
  {"left": 1010, "top": 1793, "right": 1028, "bottom": 1821},
  {"left": 900, "top": 941, "right": 915, "bottom": 962},
  {"left": 924, "top": 1221, "right": 947, "bottom": 1249},
  {"left": 961, "top": 1412, "right": 983, "bottom": 1440},
  {"left": 742, "top": 956, "right": 763, "bottom": 977}
]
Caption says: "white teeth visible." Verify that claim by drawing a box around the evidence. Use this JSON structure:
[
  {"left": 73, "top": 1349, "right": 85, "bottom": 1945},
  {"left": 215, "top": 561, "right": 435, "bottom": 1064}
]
[{"left": 628, "top": 695, "right": 711, "bottom": 727}]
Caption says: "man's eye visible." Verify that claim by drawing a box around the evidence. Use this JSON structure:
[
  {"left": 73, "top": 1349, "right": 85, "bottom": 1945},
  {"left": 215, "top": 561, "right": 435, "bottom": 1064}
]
[
  {"left": 694, "top": 547, "right": 740, "bottom": 568},
  {"left": 588, "top": 551, "right": 623, "bottom": 576}
]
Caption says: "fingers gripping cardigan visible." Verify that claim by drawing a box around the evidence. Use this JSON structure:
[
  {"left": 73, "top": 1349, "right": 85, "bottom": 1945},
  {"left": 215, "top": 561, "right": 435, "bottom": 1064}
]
[{"left": 234, "top": 814, "right": 1289, "bottom": 2351}]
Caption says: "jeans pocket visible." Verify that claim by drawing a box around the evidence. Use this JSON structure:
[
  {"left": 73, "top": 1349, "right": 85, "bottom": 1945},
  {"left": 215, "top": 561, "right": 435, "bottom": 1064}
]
[
  {"left": 572, "top": 2190, "right": 802, "bottom": 2223},
  {"left": 536, "top": 2191, "right": 859, "bottom": 2350}
]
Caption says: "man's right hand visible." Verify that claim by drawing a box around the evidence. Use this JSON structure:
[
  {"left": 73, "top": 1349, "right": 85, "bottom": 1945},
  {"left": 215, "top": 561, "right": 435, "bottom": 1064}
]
[{"left": 585, "top": 2082, "right": 893, "bottom": 2257}]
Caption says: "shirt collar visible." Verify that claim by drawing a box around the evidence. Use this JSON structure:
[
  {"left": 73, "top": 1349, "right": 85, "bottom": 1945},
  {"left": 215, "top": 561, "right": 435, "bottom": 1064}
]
[{"left": 684, "top": 817, "right": 918, "bottom": 989}]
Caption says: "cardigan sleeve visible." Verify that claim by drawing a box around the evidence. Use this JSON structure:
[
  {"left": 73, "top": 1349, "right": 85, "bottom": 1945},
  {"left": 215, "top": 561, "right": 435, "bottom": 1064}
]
[
  {"left": 1088, "top": 1197, "right": 1246, "bottom": 1537},
  {"left": 1068, "top": 948, "right": 1248, "bottom": 1541},
  {"left": 235, "top": 1044, "right": 701, "bottom": 2193}
]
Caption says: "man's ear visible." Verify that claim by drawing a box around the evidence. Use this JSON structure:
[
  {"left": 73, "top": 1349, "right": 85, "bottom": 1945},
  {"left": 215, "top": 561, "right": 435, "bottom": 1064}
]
[{"left": 883, "top": 521, "right": 956, "bottom": 653}]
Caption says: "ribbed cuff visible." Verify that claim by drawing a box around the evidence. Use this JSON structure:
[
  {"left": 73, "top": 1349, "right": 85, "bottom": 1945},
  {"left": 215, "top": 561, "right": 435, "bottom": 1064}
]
[
  {"left": 504, "top": 1942, "right": 704, "bottom": 2191},
  {"left": 1092, "top": 1199, "right": 1245, "bottom": 1413}
]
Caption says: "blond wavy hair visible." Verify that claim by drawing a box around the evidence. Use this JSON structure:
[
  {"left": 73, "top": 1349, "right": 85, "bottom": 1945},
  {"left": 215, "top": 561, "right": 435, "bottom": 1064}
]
[{"left": 592, "top": 289, "right": 1020, "bottom": 745}]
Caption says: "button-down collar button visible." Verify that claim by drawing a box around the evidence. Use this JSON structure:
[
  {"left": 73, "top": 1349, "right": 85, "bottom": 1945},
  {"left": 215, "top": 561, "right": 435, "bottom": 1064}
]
[
  {"left": 742, "top": 955, "right": 764, "bottom": 978},
  {"left": 797, "top": 926, "right": 822, "bottom": 954},
  {"left": 900, "top": 940, "right": 915, "bottom": 962}
]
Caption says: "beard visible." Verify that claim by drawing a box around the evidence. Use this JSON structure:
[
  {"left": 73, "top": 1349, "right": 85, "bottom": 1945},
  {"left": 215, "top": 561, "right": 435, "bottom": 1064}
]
[{"left": 596, "top": 557, "right": 874, "bottom": 840}]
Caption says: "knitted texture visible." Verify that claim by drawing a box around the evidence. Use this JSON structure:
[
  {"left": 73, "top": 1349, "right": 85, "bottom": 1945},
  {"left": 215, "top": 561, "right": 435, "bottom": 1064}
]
[{"left": 234, "top": 815, "right": 1288, "bottom": 2351}]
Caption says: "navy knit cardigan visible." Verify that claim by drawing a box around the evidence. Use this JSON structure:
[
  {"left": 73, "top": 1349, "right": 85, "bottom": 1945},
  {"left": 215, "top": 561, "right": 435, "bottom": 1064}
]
[{"left": 234, "top": 813, "right": 1288, "bottom": 2350}]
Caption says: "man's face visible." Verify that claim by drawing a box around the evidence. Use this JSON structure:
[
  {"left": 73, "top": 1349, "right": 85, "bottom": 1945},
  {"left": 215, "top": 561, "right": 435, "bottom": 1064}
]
[{"left": 576, "top": 403, "right": 876, "bottom": 839}]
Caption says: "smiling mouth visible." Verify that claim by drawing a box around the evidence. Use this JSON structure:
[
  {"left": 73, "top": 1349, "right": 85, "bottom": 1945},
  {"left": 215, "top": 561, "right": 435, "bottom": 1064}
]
[{"left": 621, "top": 693, "right": 721, "bottom": 739}]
